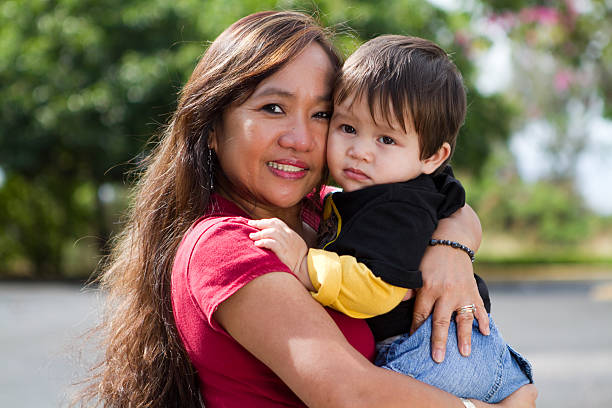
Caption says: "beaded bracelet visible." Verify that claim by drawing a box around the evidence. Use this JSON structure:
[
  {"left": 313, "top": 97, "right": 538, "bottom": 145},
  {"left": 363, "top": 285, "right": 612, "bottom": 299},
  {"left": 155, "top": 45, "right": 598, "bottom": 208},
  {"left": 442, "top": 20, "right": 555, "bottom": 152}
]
[{"left": 429, "top": 238, "right": 475, "bottom": 263}]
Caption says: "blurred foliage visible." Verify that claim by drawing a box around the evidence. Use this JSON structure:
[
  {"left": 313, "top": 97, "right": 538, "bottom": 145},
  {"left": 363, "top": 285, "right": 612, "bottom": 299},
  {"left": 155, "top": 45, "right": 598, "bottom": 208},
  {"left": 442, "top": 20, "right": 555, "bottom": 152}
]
[
  {"left": 480, "top": 0, "right": 612, "bottom": 181},
  {"left": 464, "top": 147, "right": 595, "bottom": 245},
  {"left": 298, "top": 0, "right": 517, "bottom": 175},
  {"left": 0, "top": 0, "right": 608, "bottom": 277}
]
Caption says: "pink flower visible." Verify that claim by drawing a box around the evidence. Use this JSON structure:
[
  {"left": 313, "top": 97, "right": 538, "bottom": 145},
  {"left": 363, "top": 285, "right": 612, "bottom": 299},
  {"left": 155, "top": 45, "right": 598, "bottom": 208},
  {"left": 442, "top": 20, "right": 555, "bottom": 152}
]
[
  {"left": 487, "top": 12, "right": 518, "bottom": 31},
  {"left": 554, "top": 70, "right": 573, "bottom": 92},
  {"left": 455, "top": 30, "right": 470, "bottom": 47},
  {"left": 520, "top": 7, "right": 560, "bottom": 25}
]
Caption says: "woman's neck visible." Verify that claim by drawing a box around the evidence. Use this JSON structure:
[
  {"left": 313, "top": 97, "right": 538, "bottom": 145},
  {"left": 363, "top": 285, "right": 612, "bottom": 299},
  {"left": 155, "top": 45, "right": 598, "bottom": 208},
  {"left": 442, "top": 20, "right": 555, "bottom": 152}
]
[{"left": 215, "top": 186, "right": 304, "bottom": 235}]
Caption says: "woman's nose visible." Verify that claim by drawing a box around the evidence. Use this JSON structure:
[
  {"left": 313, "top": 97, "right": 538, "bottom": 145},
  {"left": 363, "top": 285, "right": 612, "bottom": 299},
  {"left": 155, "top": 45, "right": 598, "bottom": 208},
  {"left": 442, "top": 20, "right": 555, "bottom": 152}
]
[{"left": 278, "top": 118, "right": 317, "bottom": 152}]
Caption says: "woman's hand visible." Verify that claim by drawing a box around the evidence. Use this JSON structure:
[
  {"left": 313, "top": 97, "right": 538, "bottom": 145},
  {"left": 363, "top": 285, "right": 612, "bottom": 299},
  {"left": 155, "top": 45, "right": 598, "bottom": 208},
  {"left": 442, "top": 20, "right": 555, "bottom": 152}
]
[
  {"left": 467, "top": 384, "right": 537, "bottom": 408},
  {"left": 412, "top": 204, "right": 489, "bottom": 363},
  {"left": 215, "top": 272, "right": 490, "bottom": 408}
]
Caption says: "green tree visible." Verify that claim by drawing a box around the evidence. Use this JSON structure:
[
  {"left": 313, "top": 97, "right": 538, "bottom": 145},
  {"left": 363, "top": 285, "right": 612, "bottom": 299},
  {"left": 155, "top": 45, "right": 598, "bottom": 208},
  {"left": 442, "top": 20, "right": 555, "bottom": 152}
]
[
  {"left": 0, "top": 0, "right": 206, "bottom": 276},
  {"left": 289, "top": 0, "right": 517, "bottom": 175},
  {"left": 0, "top": 0, "right": 522, "bottom": 276}
]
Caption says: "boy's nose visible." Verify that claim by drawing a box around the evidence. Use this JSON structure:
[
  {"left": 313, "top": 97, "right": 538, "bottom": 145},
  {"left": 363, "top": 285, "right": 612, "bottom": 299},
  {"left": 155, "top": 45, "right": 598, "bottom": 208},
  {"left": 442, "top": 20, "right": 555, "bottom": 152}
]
[{"left": 347, "top": 141, "right": 372, "bottom": 162}]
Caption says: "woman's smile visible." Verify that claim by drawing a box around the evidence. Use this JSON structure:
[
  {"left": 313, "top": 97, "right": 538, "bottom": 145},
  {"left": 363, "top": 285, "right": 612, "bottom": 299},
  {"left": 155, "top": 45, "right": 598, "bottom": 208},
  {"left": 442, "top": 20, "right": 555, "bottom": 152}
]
[
  {"left": 210, "top": 43, "right": 334, "bottom": 213},
  {"left": 267, "top": 160, "right": 310, "bottom": 179}
]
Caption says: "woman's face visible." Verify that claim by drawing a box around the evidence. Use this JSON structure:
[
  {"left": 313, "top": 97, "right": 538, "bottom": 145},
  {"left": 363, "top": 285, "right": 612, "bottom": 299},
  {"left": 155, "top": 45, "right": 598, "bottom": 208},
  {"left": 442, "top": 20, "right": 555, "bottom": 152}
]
[{"left": 211, "top": 43, "right": 334, "bottom": 214}]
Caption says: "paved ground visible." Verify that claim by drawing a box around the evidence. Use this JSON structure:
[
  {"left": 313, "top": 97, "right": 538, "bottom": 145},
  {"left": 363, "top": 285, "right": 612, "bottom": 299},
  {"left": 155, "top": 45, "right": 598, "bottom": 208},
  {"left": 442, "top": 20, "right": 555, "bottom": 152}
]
[
  {"left": 1, "top": 283, "right": 102, "bottom": 407},
  {"left": 1, "top": 279, "right": 611, "bottom": 407},
  {"left": 487, "top": 279, "right": 612, "bottom": 408}
]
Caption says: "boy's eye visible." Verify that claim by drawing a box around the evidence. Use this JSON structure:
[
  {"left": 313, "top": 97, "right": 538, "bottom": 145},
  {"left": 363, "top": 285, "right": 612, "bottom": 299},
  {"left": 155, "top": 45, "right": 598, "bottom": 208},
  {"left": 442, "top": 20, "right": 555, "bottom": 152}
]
[
  {"left": 262, "top": 104, "right": 284, "bottom": 114},
  {"left": 314, "top": 111, "right": 331, "bottom": 120},
  {"left": 378, "top": 136, "right": 396, "bottom": 145},
  {"left": 340, "top": 124, "right": 356, "bottom": 134}
]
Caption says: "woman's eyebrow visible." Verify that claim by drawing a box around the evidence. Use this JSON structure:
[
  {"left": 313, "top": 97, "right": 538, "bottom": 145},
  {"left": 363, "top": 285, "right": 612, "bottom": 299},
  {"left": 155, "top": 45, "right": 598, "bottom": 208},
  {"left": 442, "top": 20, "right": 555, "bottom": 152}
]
[
  {"left": 252, "top": 87, "right": 294, "bottom": 99},
  {"left": 252, "top": 87, "right": 332, "bottom": 103}
]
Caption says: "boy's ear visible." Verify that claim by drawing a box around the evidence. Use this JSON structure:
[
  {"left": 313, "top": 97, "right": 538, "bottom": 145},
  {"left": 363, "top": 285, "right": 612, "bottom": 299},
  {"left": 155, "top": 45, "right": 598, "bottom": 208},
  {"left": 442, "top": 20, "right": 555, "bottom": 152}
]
[{"left": 421, "top": 142, "right": 451, "bottom": 175}]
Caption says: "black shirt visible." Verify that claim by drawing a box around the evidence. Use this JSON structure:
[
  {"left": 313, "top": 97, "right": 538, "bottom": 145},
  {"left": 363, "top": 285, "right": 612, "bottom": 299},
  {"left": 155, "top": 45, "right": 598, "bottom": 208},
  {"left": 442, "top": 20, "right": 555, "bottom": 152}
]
[{"left": 318, "top": 167, "right": 491, "bottom": 341}]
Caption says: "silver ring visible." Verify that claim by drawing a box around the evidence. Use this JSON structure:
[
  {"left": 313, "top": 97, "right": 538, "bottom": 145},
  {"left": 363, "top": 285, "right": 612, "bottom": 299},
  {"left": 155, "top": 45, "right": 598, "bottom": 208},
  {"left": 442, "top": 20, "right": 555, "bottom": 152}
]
[{"left": 455, "top": 304, "right": 476, "bottom": 315}]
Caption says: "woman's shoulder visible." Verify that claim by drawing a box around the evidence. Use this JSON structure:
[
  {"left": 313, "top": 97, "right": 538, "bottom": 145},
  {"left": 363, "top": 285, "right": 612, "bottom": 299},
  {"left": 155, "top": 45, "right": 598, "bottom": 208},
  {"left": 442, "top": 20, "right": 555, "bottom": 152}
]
[
  {"left": 179, "top": 193, "right": 254, "bottom": 242},
  {"left": 172, "top": 213, "right": 292, "bottom": 323},
  {"left": 178, "top": 214, "right": 265, "bottom": 270},
  {"left": 176, "top": 213, "right": 250, "bottom": 257},
  {"left": 190, "top": 213, "right": 251, "bottom": 237}
]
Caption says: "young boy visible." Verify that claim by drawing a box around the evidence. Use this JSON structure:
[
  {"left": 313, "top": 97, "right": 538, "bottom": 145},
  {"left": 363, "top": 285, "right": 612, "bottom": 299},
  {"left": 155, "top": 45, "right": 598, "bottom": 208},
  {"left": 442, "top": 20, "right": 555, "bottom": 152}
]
[{"left": 249, "top": 35, "right": 532, "bottom": 403}]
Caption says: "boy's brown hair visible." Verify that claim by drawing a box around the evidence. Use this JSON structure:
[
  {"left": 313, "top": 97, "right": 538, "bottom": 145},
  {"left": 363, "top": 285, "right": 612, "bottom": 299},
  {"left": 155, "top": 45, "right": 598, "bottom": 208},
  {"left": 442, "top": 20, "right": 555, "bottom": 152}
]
[{"left": 335, "top": 35, "right": 467, "bottom": 170}]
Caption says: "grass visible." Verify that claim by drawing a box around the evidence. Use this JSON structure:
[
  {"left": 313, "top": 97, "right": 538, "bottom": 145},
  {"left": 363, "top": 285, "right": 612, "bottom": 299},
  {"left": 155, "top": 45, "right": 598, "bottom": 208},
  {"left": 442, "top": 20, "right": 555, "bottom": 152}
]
[{"left": 476, "top": 230, "right": 612, "bottom": 281}]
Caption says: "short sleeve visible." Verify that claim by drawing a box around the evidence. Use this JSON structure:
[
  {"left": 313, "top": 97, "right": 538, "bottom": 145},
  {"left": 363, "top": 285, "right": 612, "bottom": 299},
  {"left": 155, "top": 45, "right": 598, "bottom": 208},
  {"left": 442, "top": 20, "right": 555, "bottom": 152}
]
[
  {"left": 174, "top": 216, "right": 292, "bottom": 333},
  {"left": 432, "top": 166, "right": 465, "bottom": 218}
]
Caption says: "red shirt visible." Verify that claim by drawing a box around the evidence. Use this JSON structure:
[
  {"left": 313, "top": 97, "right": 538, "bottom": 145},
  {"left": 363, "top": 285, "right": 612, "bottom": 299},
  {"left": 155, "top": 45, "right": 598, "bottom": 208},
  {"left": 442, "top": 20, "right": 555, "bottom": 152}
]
[{"left": 171, "top": 191, "right": 375, "bottom": 407}]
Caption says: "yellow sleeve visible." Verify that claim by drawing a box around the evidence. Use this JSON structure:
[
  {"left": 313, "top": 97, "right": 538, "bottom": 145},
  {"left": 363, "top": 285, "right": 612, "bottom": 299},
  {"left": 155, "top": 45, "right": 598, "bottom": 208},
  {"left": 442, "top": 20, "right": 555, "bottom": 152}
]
[{"left": 307, "top": 248, "right": 408, "bottom": 319}]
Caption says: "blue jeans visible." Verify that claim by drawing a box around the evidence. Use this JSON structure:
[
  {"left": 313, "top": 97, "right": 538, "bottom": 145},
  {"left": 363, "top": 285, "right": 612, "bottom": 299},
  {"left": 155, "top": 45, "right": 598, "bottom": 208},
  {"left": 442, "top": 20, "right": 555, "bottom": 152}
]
[{"left": 374, "top": 315, "right": 533, "bottom": 403}]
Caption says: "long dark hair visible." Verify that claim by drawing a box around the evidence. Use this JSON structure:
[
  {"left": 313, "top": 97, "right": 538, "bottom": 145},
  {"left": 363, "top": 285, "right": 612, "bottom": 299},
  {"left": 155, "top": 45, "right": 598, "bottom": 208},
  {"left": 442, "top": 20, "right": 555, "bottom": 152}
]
[{"left": 78, "top": 11, "right": 340, "bottom": 408}]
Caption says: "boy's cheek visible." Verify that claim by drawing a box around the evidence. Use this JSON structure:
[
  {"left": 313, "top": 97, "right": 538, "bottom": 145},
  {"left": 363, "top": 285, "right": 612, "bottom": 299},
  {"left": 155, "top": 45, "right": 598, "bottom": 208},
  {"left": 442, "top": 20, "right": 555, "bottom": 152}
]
[
  {"left": 325, "top": 131, "right": 339, "bottom": 161},
  {"left": 326, "top": 146, "right": 336, "bottom": 170},
  {"left": 326, "top": 138, "right": 347, "bottom": 175},
  {"left": 325, "top": 127, "right": 334, "bottom": 150}
]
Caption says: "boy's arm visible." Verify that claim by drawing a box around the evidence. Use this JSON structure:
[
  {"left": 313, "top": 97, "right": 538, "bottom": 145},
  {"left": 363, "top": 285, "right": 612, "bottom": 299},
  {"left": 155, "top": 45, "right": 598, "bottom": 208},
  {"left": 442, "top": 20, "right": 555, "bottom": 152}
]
[
  {"left": 304, "top": 198, "right": 441, "bottom": 318},
  {"left": 306, "top": 249, "right": 410, "bottom": 318},
  {"left": 248, "top": 217, "right": 411, "bottom": 317},
  {"left": 248, "top": 216, "right": 412, "bottom": 318},
  {"left": 247, "top": 218, "right": 314, "bottom": 291},
  {"left": 307, "top": 198, "right": 440, "bottom": 317}
]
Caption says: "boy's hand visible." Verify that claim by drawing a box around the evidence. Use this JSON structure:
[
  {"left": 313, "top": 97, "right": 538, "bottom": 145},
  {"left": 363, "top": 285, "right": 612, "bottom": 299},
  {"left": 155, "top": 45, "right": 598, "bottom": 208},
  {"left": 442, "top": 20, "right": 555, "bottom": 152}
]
[{"left": 247, "top": 218, "right": 313, "bottom": 291}]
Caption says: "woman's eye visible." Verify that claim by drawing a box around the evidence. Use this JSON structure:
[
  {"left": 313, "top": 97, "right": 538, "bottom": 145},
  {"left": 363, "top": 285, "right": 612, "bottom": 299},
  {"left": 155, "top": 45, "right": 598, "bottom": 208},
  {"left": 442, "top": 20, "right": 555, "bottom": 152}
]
[
  {"left": 262, "top": 104, "right": 284, "bottom": 114},
  {"left": 378, "top": 136, "right": 396, "bottom": 145},
  {"left": 341, "top": 124, "right": 356, "bottom": 134},
  {"left": 314, "top": 111, "right": 331, "bottom": 120}
]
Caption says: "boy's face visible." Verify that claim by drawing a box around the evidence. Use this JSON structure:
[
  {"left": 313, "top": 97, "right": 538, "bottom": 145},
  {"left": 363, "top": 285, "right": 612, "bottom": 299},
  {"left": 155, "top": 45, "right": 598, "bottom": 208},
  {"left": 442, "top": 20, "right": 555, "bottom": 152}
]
[{"left": 327, "top": 94, "right": 428, "bottom": 192}]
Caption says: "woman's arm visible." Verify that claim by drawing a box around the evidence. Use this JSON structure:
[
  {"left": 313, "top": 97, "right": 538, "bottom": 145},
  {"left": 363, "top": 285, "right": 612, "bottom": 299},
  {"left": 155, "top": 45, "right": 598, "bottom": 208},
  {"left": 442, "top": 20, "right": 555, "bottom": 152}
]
[
  {"left": 215, "top": 271, "right": 535, "bottom": 408},
  {"left": 248, "top": 218, "right": 409, "bottom": 319},
  {"left": 412, "top": 204, "right": 490, "bottom": 363}
]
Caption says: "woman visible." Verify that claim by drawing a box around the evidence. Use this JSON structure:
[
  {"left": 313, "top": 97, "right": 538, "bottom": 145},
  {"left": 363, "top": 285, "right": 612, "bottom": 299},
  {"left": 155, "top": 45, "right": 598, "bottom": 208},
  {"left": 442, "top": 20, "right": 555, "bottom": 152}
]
[{"left": 82, "top": 11, "right": 536, "bottom": 408}]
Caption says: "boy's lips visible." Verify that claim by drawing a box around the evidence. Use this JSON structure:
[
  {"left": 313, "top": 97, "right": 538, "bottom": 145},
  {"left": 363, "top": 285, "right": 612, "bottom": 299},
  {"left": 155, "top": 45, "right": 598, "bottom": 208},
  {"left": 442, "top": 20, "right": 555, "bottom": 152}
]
[{"left": 343, "top": 167, "right": 370, "bottom": 181}]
